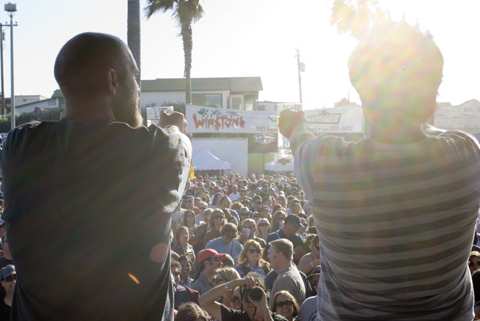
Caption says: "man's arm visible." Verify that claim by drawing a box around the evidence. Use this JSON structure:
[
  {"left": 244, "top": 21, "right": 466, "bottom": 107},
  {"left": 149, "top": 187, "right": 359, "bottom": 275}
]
[
  {"left": 199, "top": 278, "right": 248, "bottom": 321},
  {"left": 149, "top": 124, "right": 192, "bottom": 264}
]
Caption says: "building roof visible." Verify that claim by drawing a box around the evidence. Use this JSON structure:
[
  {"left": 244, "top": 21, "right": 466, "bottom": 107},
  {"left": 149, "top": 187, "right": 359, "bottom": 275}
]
[
  {"left": 141, "top": 77, "right": 263, "bottom": 93},
  {"left": 16, "top": 97, "right": 59, "bottom": 109}
]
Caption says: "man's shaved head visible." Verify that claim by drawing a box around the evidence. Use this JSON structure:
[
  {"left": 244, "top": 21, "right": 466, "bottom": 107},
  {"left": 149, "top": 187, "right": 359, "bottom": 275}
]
[
  {"left": 55, "top": 32, "right": 134, "bottom": 96},
  {"left": 54, "top": 32, "right": 142, "bottom": 127}
]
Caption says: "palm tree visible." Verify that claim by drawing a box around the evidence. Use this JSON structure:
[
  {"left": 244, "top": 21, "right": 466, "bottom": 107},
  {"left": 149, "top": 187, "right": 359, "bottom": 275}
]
[
  {"left": 146, "top": 0, "right": 204, "bottom": 104},
  {"left": 128, "top": 0, "right": 142, "bottom": 84}
]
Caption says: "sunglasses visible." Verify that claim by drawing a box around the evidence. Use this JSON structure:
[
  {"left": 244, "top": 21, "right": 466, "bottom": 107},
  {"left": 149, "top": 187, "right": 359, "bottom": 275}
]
[
  {"left": 247, "top": 248, "right": 260, "bottom": 254},
  {"left": 276, "top": 300, "right": 294, "bottom": 308}
]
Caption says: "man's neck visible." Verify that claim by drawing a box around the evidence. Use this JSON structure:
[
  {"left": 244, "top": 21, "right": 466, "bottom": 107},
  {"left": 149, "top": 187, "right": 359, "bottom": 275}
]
[
  {"left": 65, "top": 99, "right": 115, "bottom": 123},
  {"left": 275, "top": 261, "right": 291, "bottom": 273}
]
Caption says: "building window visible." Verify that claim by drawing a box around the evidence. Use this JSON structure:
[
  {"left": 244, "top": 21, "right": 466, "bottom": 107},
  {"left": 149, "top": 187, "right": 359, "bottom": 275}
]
[
  {"left": 192, "top": 93, "right": 223, "bottom": 108},
  {"left": 230, "top": 95, "right": 243, "bottom": 110}
]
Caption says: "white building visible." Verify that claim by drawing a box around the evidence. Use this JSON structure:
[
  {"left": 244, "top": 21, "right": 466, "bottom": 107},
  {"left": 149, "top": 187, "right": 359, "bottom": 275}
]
[
  {"left": 140, "top": 77, "right": 262, "bottom": 111},
  {"left": 15, "top": 97, "right": 63, "bottom": 116}
]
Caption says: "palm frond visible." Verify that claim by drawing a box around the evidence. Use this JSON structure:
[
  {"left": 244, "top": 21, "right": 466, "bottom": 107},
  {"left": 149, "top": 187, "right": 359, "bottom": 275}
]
[{"left": 145, "top": 0, "right": 176, "bottom": 18}]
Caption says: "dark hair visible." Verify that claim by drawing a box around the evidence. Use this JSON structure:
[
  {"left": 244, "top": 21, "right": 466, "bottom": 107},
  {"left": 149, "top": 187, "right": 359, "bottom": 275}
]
[
  {"left": 271, "top": 290, "right": 299, "bottom": 317},
  {"left": 473, "top": 269, "right": 480, "bottom": 303},
  {"left": 175, "top": 303, "right": 210, "bottom": 321}
]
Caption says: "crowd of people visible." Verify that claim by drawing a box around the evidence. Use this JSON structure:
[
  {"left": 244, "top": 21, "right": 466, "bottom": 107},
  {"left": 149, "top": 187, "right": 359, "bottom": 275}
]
[{"left": 169, "top": 173, "right": 318, "bottom": 321}]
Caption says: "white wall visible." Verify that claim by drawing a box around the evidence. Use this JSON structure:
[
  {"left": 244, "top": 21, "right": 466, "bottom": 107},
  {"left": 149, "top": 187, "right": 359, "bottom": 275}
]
[
  {"left": 141, "top": 92, "right": 185, "bottom": 108},
  {"left": 192, "top": 138, "right": 248, "bottom": 176}
]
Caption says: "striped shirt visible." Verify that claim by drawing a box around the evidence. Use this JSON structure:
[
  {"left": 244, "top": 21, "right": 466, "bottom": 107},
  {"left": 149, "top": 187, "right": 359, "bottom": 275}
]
[{"left": 291, "top": 124, "right": 480, "bottom": 321}]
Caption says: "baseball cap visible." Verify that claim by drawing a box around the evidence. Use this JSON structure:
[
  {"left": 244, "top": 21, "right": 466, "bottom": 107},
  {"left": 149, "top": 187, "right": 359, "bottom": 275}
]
[
  {"left": 285, "top": 215, "right": 302, "bottom": 228},
  {"left": 196, "top": 249, "right": 226, "bottom": 264}
]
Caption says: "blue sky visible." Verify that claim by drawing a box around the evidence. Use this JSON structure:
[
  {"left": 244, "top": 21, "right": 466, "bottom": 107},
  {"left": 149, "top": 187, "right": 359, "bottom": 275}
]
[{"left": 5, "top": 0, "right": 480, "bottom": 109}]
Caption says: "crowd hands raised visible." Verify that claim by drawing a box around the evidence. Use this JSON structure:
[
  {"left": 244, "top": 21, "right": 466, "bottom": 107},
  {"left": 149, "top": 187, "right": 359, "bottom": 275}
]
[{"left": 169, "top": 173, "right": 320, "bottom": 321}]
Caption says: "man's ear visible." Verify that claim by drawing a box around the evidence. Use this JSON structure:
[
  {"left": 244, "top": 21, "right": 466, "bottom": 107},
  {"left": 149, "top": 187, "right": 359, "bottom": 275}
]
[{"left": 107, "top": 68, "right": 119, "bottom": 96}]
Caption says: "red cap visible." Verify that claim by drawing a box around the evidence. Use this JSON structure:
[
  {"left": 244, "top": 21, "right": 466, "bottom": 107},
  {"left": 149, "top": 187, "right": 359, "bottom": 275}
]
[{"left": 196, "top": 249, "right": 226, "bottom": 263}]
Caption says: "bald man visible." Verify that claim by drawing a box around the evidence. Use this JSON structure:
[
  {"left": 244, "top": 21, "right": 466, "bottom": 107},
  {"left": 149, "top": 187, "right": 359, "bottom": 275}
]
[{"left": 1, "top": 33, "right": 191, "bottom": 321}]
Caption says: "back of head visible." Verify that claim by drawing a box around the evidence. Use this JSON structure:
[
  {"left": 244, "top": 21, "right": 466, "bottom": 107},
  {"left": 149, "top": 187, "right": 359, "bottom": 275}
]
[
  {"left": 175, "top": 303, "right": 210, "bottom": 321},
  {"left": 54, "top": 32, "right": 131, "bottom": 99},
  {"left": 54, "top": 32, "right": 142, "bottom": 127},
  {"left": 349, "top": 21, "right": 443, "bottom": 126}
]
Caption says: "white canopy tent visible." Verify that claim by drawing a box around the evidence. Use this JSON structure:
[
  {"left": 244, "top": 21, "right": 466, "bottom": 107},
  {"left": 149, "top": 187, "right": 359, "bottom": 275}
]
[
  {"left": 192, "top": 149, "right": 232, "bottom": 171},
  {"left": 265, "top": 158, "right": 294, "bottom": 172}
]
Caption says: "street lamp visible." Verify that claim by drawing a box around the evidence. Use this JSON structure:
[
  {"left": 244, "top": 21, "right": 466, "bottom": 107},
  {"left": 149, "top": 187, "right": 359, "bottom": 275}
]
[{"left": 5, "top": 2, "right": 16, "bottom": 129}]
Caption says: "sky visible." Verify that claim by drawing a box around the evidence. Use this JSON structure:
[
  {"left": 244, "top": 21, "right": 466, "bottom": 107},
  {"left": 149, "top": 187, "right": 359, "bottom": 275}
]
[{"left": 4, "top": 0, "right": 480, "bottom": 109}]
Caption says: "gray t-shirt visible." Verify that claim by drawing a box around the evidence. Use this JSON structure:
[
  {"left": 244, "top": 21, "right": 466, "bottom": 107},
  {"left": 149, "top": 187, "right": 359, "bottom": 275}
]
[
  {"left": 271, "top": 264, "right": 306, "bottom": 307},
  {"left": 299, "top": 296, "right": 319, "bottom": 321}
]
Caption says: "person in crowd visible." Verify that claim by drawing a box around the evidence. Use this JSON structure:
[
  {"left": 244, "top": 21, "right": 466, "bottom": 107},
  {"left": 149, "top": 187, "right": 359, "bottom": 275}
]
[
  {"left": 268, "top": 239, "right": 306, "bottom": 307},
  {"left": 193, "top": 209, "right": 225, "bottom": 252},
  {"left": 271, "top": 291, "right": 300, "bottom": 321},
  {"left": 473, "top": 270, "right": 480, "bottom": 319},
  {"left": 1, "top": 33, "right": 192, "bottom": 321},
  {"left": 178, "top": 255, "right": 194, "bottom": 287},
  {"left": 279, "top": 20, "right": 480, "bottom": 320},
  {"left": 270, "top": 210, "right": 287, "bottom": 232},
  {"left": 222, "top": 254, "right": 236, "bottom": 268},
  {"left": 182, "top": 195, "right": 195, "bottom": 210},
  {"left": 182, "top": 210, "right": 197, "bottom": 234},
  {"left": 0, "top": 264, "right": 15, "bottom": 319},
  {"left": 0, "top": 235, "right": 12, "bottom": 269},
  {"left": 224, "top": 208, "right": 239, "bottom": 225},
  {"left": 172, "top": 259, "right": 200, "bottom": 308},
  {"left": 239, "top": 207, "right": 253, "bottom": 221},
  {"left": 199, "top": 276, "right": 287, "bottom": 321},
  {"left": 229, "top": 185, "right": 241, "bottom": 201},
  {"left": 206, "top": 223, "right": 244, "bottom": 262},
  {"left": 268, "top": 215, "right": 306, "bottom": 263},
  {"left": 298, "top": 296, "right": 319, "bottom": 321},
  {"left": 0, "top": 217, "right": 6, "bottom": 239},
  {"left": 306, "top": 266, "right": 321, "bottom": 296},
  {"left": 236, "top": 239, "right": 271, "bottom": 279},
  {"left": 211, "top": 267, "right": 241, "bottom": 308},
  {"left": 257, "top": 218, "right": 271, "bottom": 242},
  {"left": 298, "top": 234, "right": 321, "bottom": 275},
  {"left": 172, "top": 226, "right": 196, "bottom": 263},
  {"left": 219, "top": 195, "right": 232, "bottom": 209},
  {"left": 470, "top": 251, "right": 480, "bottom": 273},
  {"left": 211, "top": 193, "right": 225, "bottom": 207},
  {"left": 192, "top": 249, "right": 224, "bottom": 294},
  {"left": 239, "top": 218, "right": 267, "bottom": 248},
  {"left": 289, "top": 200, "right": 305, "bottom": 218},
  {"left": 174, "top": 303, "right": 210, "bottom": 321}
]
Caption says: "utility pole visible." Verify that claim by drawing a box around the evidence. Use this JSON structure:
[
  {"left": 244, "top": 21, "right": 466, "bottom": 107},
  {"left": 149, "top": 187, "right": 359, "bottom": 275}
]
[
  {"left": 296, "top": 49, "right": 304, "bottom": 109},
  {"left": 0, "top": 25, "right": 4, "bottom": 117},
  {"left": 5, "top": 3, "right": 17, "bottom": 130}
]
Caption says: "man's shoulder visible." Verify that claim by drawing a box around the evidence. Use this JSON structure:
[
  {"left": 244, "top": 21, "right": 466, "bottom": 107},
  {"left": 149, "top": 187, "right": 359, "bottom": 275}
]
[
  {"left": 206, "top": 237, "right": 222, "bottom": 246},
  {"left": 267, "top": 230, "right": 280, "bottom": 241},
  {"left": 4, "top": 121, "right": 57, "bottom": 147}
]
